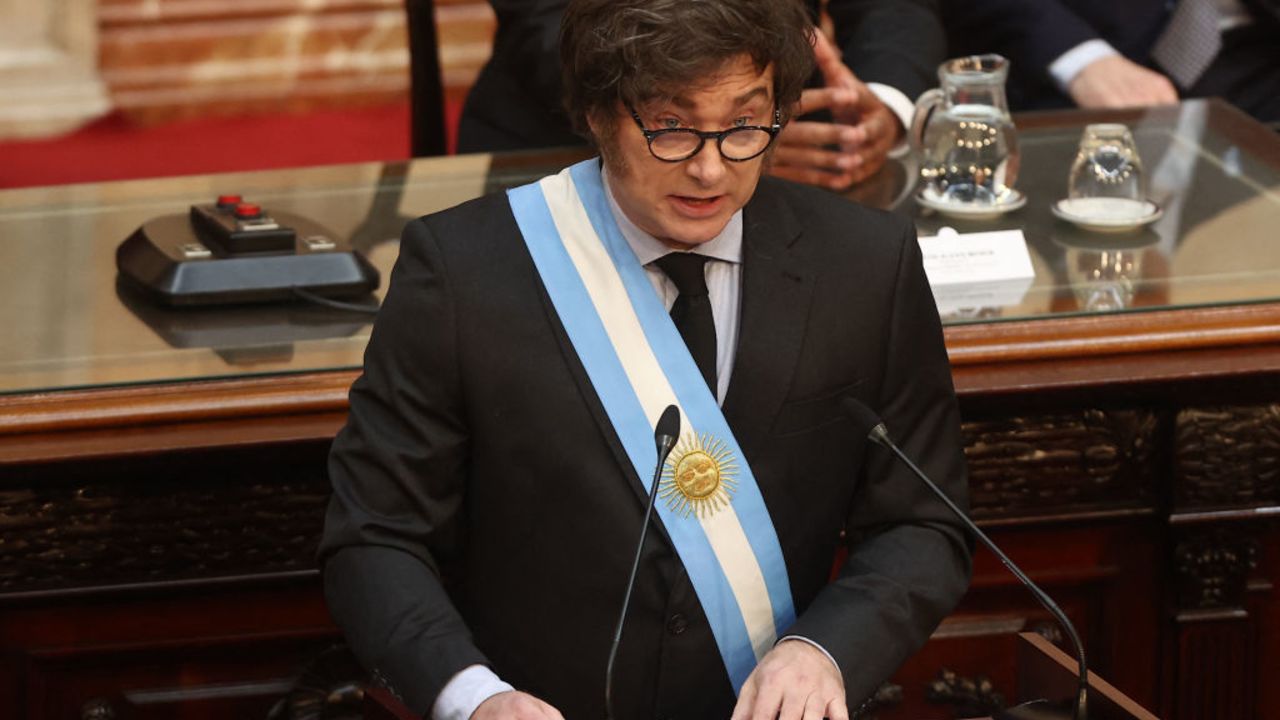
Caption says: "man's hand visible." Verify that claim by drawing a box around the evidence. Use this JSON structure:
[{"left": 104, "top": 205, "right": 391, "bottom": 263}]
[
  {"left": 1068, "top": 55, "right": 1179, "bottom": 108},
  {"left": 770, "top": 32, "right": 903, "bottom": 190},
  {"left": 471, "top": 690, "right": 564, "bottom": 720},
  {"left": 729, "top": 640, "right": 848, "bottom": 720}
]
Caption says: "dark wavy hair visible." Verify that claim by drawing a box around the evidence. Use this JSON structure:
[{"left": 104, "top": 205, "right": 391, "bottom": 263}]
[{"left": 560, "top": 0, "right": 815, "bottom": 148}]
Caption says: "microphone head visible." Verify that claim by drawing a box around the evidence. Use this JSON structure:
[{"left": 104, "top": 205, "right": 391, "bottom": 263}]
[
  {"left": 840, "top": 396, "right": 890, "bottom": 446},
  {"left": 654, "top": 404, "right": 681, "bottom": 453}
]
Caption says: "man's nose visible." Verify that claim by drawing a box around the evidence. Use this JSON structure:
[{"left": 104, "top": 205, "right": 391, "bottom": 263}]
[{"left": 684, "top": 140, "right": 726, "bottom": 185}]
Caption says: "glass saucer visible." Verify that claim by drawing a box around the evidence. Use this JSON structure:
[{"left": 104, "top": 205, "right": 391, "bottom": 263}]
[
  {"left": 916, "top": 188, "right": 1027, "bottom": 220},
  {"left": 1052, "top": 197, "right": 1163, "bottom": 233}
]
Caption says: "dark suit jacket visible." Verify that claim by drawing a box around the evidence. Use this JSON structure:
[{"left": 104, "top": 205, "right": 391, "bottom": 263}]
[
  {"left": 455, "top": 0, "right": 946, "bottom": 153},
  {"left": 943, "top": 0, "right": 1280, "bottom": 111},
  {"left": 319, "top": 176, "right": 972, "bottom": 719}
]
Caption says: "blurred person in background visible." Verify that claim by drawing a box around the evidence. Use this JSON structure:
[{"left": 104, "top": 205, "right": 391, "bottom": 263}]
[
  {"left": 943, "top": 0, "right": 1280, "bottom": 122},
  {"left": 455, "top": 0, "right": 947, "bottom": 188}
]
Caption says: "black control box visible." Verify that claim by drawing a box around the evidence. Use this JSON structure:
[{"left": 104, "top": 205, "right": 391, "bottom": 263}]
[
  {"left": 189, "top": 194, "right": 296, "bottom": 254},
  {"left": 116, "top": 194, "right": 380, "bottom": 307}
]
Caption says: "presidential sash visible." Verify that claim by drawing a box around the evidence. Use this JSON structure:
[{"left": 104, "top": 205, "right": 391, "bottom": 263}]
[{"left": 506, "top": 158, "right": 795, "bottom": 691}]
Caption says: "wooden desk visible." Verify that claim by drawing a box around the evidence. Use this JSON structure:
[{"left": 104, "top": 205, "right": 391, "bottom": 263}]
[{"left": 1, "top": 101, "right": 1277, "bottom": 719}]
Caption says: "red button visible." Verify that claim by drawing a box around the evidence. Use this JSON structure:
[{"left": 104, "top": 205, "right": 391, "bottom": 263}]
[
  {"left": 234, "top": 202, "right": 262, "bottom": 218},
  {"left": 217, "top": 194, "right": 242, "bottom": 207}
]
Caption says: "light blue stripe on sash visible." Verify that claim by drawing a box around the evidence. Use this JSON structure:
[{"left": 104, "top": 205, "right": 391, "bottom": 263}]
[
  {"left": 567, "top": 161, "right": 797, "bottom": 636},
  {"left": 506, "top": 177, "right": 761, "bottom": 689}
]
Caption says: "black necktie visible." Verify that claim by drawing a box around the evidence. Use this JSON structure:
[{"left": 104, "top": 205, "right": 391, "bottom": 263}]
[{"left": 654, "top": 252, "right": 717, "bottom": 394}]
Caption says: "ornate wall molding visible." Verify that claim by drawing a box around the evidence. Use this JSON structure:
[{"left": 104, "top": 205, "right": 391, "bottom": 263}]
[
  {"left": 1174, "top": 531, "right": 1259, "bottom": 611},
  {"left": 1175, "top": 404, "right": 1280, "bottom": 509},
  {"left": 962, "top": 409, "right": 1159, "bottom": 519},
  {"left": 0, "top": 469, "right": 328, "bottom": 594}
]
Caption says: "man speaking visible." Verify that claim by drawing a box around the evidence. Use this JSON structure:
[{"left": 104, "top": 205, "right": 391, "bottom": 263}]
[{"left": 319, "top": 1, "right": 972, "bottom": 718}]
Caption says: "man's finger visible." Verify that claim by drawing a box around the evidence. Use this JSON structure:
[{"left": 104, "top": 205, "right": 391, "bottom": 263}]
[
  {"left": 768, "top": 163, "right": 855, "bottom": 190},
  {"left": 826, "top": 695, "right": 851, "bottom": 720},
  {"left": 812, "top": 31, "right": 857, "bottom": 90},
  {"left": 781, "top": 119, "right": 859, "bottom": 148},
  {"left": 802, "top": 692, "right": 829, "bottom": 720},
  {"left": 846, "top": 155, "right": 887, "bottom": 185},
  {"left": 777, "top": 688, "right": 812, "bottom": 720},
  {"left": 729, "top": 674, "right": 758, "bottom": 720},
  {"left": 749, "top": 677, "right": 786, "bottom": 720},
  {"left": 773, "top": 143, "right": 857, "bottom": 173},
  {"left": 796, "top": 87, "right": 858, "bottom": 117}
]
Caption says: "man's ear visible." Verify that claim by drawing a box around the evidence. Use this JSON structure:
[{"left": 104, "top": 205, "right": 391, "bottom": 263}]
[{"left": 585, "top": 107, "right": 609, "bottom": 142}]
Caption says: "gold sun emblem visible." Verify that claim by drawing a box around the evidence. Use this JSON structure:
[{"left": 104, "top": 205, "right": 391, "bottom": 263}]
[{"left": 659, "top": 432, "right": 739, "bottom": 518}]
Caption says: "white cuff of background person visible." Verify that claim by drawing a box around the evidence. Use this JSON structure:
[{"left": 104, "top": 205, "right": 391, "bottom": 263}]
[
  {"left": 1048, "top": 39, "right": 1122, "bottom": 95},
  {"left": 867, "top": 83, "right": 916, "bottom": 159}
]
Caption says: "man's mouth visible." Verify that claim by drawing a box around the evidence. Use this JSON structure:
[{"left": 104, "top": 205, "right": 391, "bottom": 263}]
[{"left": 669, "top": 194, "right": 725, "bottom": 216}]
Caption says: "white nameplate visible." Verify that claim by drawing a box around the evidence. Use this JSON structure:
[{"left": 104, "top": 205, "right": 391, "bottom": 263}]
[
  {"left": 917, "top": 228, "right": 1035, "bottom": 286},
  {"left": 917, "top": 228, "right": 1035, "bottom": 316}
]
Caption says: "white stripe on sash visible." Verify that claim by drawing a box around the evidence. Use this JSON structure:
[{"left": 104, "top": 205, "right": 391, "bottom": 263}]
[{"left": 537, "top": 172, "right": 778, "bottom": 661}]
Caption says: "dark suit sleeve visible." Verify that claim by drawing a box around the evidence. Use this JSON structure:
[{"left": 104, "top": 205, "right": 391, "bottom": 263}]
[
  {"left": 784, "top": 221, "right": 973, "bottom": 707},
  {"left": 318, "top": 218, "right": 486, "bottom": 715},
  {"left": 942, "top": 0, "right": 1104, "bottom": 81},
  {"left": 825, "top": 0, "right": 946, "bottom": 101},
  {"left": 485, "top": 0, "right": 566, "bottom": 114}
]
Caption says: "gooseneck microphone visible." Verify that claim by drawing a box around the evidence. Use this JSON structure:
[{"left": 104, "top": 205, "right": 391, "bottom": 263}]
[
  {"left": 841, "top": 398, "right": 1089, "bottom": 720},
  {"left": 605, "top": 404, "right": 681, "bottom": 720}
]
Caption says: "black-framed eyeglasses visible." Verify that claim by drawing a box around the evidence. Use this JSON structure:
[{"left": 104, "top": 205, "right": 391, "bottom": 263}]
[{"left": 628, "top": 106, "right": 782, "bottom": 163}]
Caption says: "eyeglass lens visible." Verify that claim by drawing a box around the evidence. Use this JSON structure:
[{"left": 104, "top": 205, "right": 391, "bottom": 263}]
[{"left": 650, "top": 128, "right": 773, "bottom": 161}]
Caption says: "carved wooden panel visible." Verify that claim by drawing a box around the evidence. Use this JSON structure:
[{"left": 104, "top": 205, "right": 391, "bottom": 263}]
[
  {"left": 0, "top": 468, "right": 328, "bottom": 594},
  {"left": 1174, "top": 531, "right": 1259, "bottom": 610},
  {"left": 961, "top": 409, "right": 1159, "bottom": 519},
  {"left": 1174, "top": 404, "right": 1280, "bottom": 509},
  {"left": 1171, "top": 613, "right": 1256, "bottom": 720}
]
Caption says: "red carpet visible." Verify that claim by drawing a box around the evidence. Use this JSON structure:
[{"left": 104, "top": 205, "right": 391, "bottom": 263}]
[{"left": 0, "top": 102, "right": 427, "bottom": 190}]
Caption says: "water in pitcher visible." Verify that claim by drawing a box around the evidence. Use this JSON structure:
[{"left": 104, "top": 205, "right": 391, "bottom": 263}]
[
  {"left": 912, "top": 54, "right": 1021, "bottom": 206},
  {"left": 919, "top": 103, "right": 1020, "bottom": 205}
]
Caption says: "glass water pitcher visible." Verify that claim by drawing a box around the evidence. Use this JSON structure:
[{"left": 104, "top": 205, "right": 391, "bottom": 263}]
[{"left": 911, "top": 54, "right": 1021, "bottom": 206}]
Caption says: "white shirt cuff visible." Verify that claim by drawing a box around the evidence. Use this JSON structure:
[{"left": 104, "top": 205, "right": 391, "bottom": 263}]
[
  {"left": 866, "top": 82, "right": 914, "bottom": 158},
  {"left": 777, "top": 634, "right": 842, "bottom": 676},
  {"left": 431, "top": 664, "right": 515, "bottom": 720},
  {"left": 1048, "top": 39, "right": 1121, "bottom": 94}
]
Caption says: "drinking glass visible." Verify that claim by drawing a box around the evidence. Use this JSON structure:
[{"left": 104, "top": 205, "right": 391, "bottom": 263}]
[
  {"left": 1067, "top": 248, "right": 1141, "bottom": 312},
  {"left": 1067, "top": 124, "right": 1144, "bottom": 200}
]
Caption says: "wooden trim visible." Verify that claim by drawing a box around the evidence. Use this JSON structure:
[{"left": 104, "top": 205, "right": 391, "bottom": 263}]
[
  {"left": 1169, "top": 506, "right": 1280, "bottom": 525},
  {"left": 976, "top": 507, "right": 1158, "bottom": 528},
  {"left": 0, "top": 373, "right": 357, "bottom": 464},
  {"left": 952, "top": 340, "right": 1280, "bottom": 396},
  {"left": 944, "top": 302, "right": 1280, "bottom": 366},
  {"left": 1015, "top": 632, "right": 1160, "bottom": 720},
  {"left": 0, "top": 372, "right": 357, "bottom": 436}
]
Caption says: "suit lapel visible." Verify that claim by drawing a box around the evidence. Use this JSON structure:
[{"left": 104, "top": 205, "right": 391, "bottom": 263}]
[
  {"left": 526, "top": 179, "right": 814, "bottom": 505},
  {"left": 723, "top": 182, "right": 816, "bottom": 454}
]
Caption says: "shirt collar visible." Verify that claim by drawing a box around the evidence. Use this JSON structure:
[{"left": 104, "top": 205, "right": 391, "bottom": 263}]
[{"left": 602, "top": 167, "right": 743, "bottom": 266}]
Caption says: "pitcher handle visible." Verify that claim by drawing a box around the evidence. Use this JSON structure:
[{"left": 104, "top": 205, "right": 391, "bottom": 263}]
[{"left": 910, "top": 87, "right": 944, "bottom": 154}]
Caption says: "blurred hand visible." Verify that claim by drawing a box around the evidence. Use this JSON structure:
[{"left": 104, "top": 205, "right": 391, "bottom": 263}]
[
  {"left": 1068, "top": 55, "right": 1179, "bottom": 108},
  {"left": 729, "top": 640, "right": 848, "bottom": 720},
  {"left": 472, "top": 691, "right": 564, "bottom": 720},
  {"left": 770, "top": 32, "right": 903, "bottom": 190}
]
